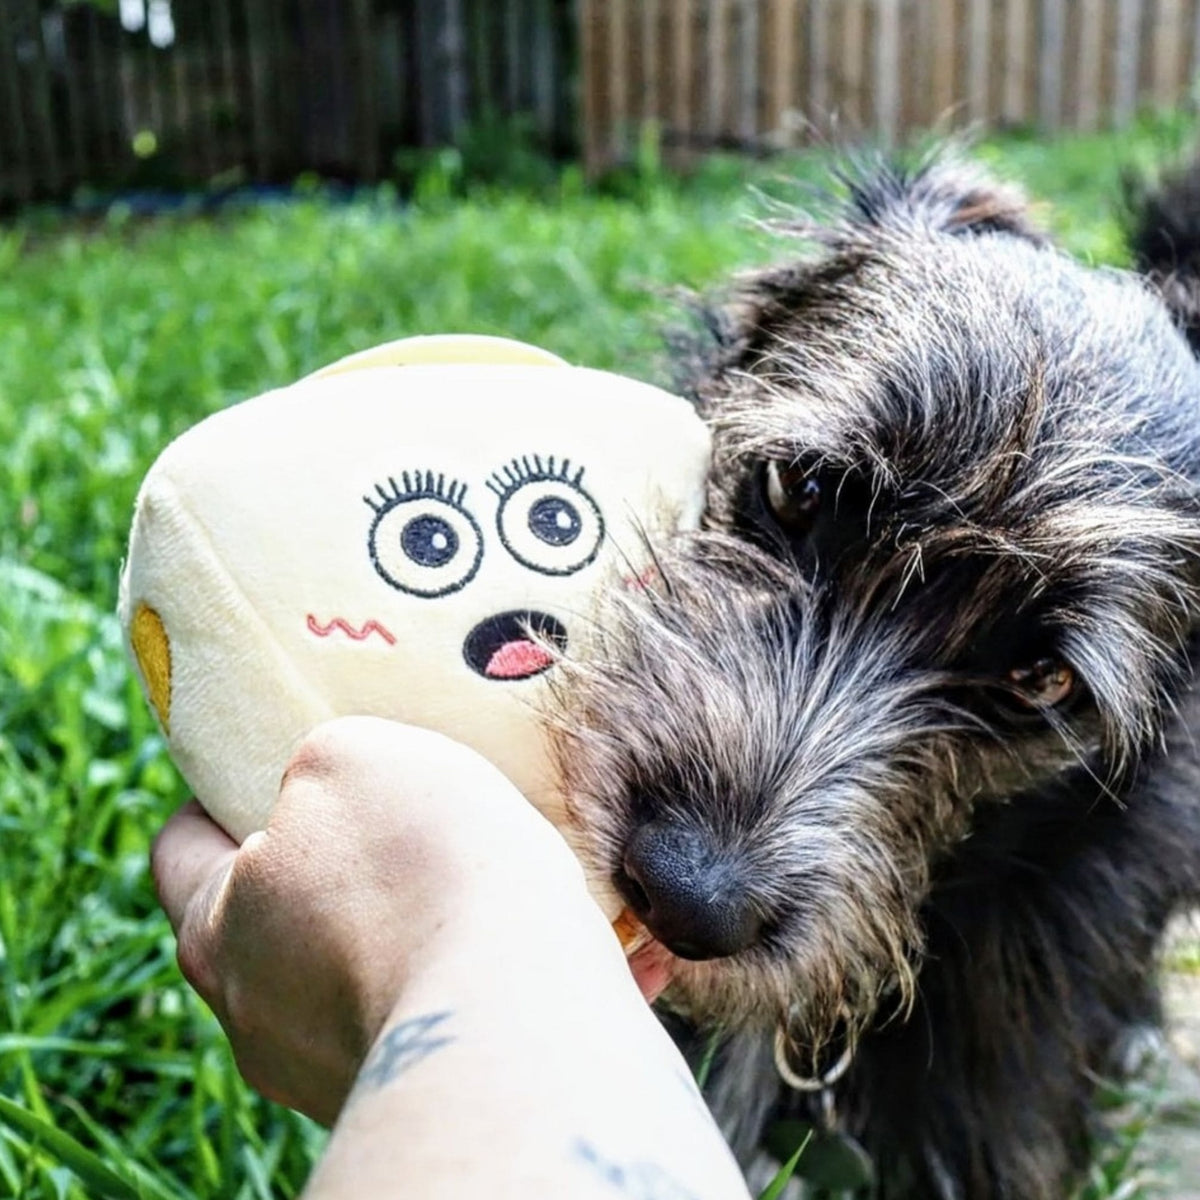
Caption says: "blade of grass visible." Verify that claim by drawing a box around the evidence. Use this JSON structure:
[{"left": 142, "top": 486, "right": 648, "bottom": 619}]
[
  {"left": 0, "top": 1095, "right": 150, "bottom": 1200},
  {"left": 758, "top": 1129, "right": 813, "bottom": 1200}
]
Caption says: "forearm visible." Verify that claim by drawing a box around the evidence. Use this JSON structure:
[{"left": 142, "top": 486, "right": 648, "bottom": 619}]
[{"left": 303, "top": 892, "right": 751, "bottom": 1200}]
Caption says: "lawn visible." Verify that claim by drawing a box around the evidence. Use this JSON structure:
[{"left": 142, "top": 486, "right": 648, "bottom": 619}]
[{"left": 0, "top": 112, "right": 1197, "bottom": 1199}]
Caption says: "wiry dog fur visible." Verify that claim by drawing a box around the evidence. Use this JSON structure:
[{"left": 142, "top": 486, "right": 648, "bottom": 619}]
[{"left": 551, "top": 158, "right": 1200, "bottom": 1198}]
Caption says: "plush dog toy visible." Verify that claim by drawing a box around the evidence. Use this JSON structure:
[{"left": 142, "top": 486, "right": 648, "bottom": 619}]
[{"left": 119, "top": 335, "right": 710, "bottom": 914}]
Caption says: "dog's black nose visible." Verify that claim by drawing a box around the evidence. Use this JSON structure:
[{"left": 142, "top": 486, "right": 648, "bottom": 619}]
[{"left": 620, "top": 823, "right": 762, "bottom": 960}]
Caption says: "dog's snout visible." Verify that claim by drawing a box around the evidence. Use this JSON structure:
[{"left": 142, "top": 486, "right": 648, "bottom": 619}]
[{"left": 620, "top": 823, "right": 762, "bottom": 960}]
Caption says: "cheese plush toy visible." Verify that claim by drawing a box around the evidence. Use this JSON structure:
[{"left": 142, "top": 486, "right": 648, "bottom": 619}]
[{"left": 119, "top": 335, "right": 710, "bottom": 914}]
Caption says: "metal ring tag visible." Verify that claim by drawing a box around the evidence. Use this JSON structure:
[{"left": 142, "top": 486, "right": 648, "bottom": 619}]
[{"left": 773, "top": 1020, "right": 855, "bottom": 1093}]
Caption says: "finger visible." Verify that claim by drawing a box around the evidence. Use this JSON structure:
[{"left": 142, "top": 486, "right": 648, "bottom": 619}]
[{"left": 151, "top": 799, "right": 239, "bottom": 934}]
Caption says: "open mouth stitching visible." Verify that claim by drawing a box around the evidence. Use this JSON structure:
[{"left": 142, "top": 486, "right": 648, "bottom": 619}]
[{"left": 462, "top": 610, "right": 567, "bottom": 680}]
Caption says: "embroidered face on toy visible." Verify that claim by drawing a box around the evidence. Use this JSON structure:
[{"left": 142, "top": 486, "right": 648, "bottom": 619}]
[
  {"left": 356, "top": 451, "right": 604, "bottom": 681},
  {"left": 120, "top": 337, "right": 711, "bottom": 895}
]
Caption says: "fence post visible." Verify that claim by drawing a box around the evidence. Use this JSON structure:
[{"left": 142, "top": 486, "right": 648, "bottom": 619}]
[
  {"left": 875, "top": 0, "right": 899, "bottom": 146},
  {"left": 579, "top": 0, "right": 604, "bottom": 173},
  {"left": 930, "top": 0, "right": 956, "bottom": 126},
  {"left": 1153, "top": 0, "right": 1186, "bottom": 108},
  {"left": 0, "top": 0, "right": 32, "bottom": 203},
  {"left": 1113, "top": 0, "right": 1143, "bottom": 125},
  {"left": 244, "top": 0, "right": 274, "bottom": 179},
  {"left": 807, "top": 0, "right": 830, "bottom": 130},
  {"left": 350, "top": 0, "right": 380, "bottom": 179},
  {"left": 1001, "top": 0, "right": 1030, "bottom": 126},
  {"left": 1192, "top": 0, "right": 1200, "bottom": 104},
  {"left": 669, "top": 0, "right": 693, "bottom": 159},
  {"left": 609, "top": 0, "right": 629, "bottom": 158},
  {"left": 1075, "top": 0, "right": 1103, "bottom": 131},
  {"left": 705, "top": 0, "right": 726, "bottom": 143},
  {"left": 1038, "top": 0, "right": 1064, "bottom": 128},
  {"left": 19, "top": 0, "right": 62, "bottom": 197},
  {"left": 965, "top": 0, "right": 990, "bottom": 124}
]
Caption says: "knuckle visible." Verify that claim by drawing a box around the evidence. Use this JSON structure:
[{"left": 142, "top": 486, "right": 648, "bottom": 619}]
[
  {"left": 280, "top": 729, "right": 340, "bottom": 789},
  {"left": 280, "top": 717, "right": 373, "bottom": 789}
]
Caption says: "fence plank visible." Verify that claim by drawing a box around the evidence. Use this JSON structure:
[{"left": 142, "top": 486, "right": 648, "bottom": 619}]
[
  {"left": 532, "top": 0, "right": 556, "bottom": 139},
  {"left": 902, "top": 0, "right": 930, "bottom": 132},
  {"left": 350, "top": 0, "right": 380, "bottom": 178},
  {"left": 1114, "top": 0, "right": 1143, "bottom": 123},
  {"left": 211, "top": 0, "right": 240, "bottom": 165},
  {"left": 840, "top": 0, "right": 866, "bottom": 132},
  {"left": 169, "top": 27, "right": 197, "bottom": 180},
  {"left": 1038, "top": 0, "right": 1064, "bottom": 127},
  {"left": 966, "top": 0, "right": 990, "bottom": 123},
  {"left": 875, "top": 0, "right": 899, "bottom": 144},
  {"left": 445, "top": 0, "right": 468, "bottom": 138},
  {"left": 1153, "top": 0, "right": 1186, "bottom": 106},
  {"left": 20, "top": 0, "right": 62, "bottom": 195},
  {"left": 807, "top": 0, "right": 830, "bottom": 130},
  {"left": 1074, "top": 0, "right": 1103, "bottom": 130},
  {"left": 763, "top": 0, "right": 795, "bottom": 142},
  {"left": 608, "top": 0, "right": 629, "bottom": 157},
  {"left": 1191, "top": 0, "right": 1200, "bottom": 97},
  {"left": 0, "top": 0, "right": 32, "bottom": 202},
  {"left": 190, "top": 3, "right": 218, "bottom": 179},
  {"left": 82, "top": 6, "right": 114, "bottom": 181},
  {"left": 704, "top": 0, "right": 727, "bottom": 141},
  {"left": 637, "top": 0, "right": 658, "bottom": 126},
  {"left": 667, "top": 0, "right": 692, "bottom": 151},
  {"left": 736, "top": 0, "right": 759, "bottom": 143},
  {"left": 930, "top": 0, "right": 957, "bottom": 125},
  {"left": 244, "top": 0, "right": 275, "bottom": 177},
  {"left": 1001, "top": 0, "right": 1029, "bottom": 124},
  {"left": 580, "top": 0, "right": 603, "bottom": 172},
  {"left": 792, "top": 0, "right": 810, "bottom": 142},
  {"left": 58, "top": 12, "right": 88, "bottom": 186}
]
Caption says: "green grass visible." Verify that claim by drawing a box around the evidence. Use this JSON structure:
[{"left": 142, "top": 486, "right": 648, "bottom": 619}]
[{"left": 1, "top": 111, "right": 1197, "bottom": 1198}]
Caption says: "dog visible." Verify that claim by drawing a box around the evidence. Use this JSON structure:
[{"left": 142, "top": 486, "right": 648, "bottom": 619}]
[{"left": 550, "top": 156, "right": 1200, "bottom": 1198}]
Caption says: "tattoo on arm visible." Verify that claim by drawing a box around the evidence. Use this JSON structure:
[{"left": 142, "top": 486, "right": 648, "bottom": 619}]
[
  {"left": 351, "top": 1011, "right": 454, "bottom": 1097},
  {"left": 572, "top": 1138, "right": 702, "bottom": 1200}
]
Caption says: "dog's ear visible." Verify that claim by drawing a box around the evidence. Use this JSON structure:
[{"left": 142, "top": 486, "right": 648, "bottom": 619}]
[
  {"left": 840, "top": 158, "right": 1043, "bottom": 243},
  {"left": 1125, "top": 162, "right": 1200, "bottom": 355}
]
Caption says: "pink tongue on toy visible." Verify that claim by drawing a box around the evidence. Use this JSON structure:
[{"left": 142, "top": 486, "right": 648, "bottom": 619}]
[{"left": 485, "top": 640, "right": 555, "bottom": 679}]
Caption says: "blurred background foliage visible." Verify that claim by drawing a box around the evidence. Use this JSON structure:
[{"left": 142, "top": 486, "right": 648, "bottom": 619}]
[
  {"left": 3, "top": 1, "right": 1200, "bottom": 1195},
  {"left": 3, "top": 109, "right": 1199, "bottom": 1197}
]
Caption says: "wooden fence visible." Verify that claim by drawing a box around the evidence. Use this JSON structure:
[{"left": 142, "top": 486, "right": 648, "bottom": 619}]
[
  {"left": 4, "top": 0, "right": 1200, "bottom": 207},
  {"left": 0, "top": 0, "right": 572, "bottom": 207},
  {"left": 581, "top": 0, "right": 1200, "bottom": 170}
]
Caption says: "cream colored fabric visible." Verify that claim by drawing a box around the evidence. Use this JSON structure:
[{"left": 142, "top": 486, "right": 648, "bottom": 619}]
[{"left": 119, "top": 338, "right": 710, "bottom": 913}]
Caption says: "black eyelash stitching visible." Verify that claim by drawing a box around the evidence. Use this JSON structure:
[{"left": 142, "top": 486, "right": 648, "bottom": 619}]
[
  {"left": 363, "top": 470, "right": 469, "bottom": 513},
  {"left": 485, "top": 454, "right": 585, "bottom": 499}
]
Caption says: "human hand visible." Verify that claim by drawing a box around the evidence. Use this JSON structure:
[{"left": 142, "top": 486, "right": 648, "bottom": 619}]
[{"left": 151, "top": 716, "right": 600, "bottom": 1125}]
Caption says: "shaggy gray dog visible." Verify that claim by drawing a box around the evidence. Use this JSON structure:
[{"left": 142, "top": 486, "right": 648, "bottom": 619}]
[{"left": 553, "top": 159, "right": 1200, "bottom": 1198}]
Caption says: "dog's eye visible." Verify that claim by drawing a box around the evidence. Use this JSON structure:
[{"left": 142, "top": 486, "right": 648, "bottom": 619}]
[
  {"left": 1007, "top": 658, "right": 1076, "bottom": 708},
  {"left": 765, "top": 460, "right": 822, "bottom": 533}
]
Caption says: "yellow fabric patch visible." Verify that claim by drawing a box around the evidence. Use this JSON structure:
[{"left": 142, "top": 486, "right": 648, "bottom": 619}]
[
  {"left": 131, "top": 603, "right": 172, "bottom": 734},
  {"left": 310, "top": 334, "right": 567, "bottom": 380}
]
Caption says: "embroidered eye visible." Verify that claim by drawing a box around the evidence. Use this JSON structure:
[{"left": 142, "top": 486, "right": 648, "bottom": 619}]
[
  {"left": 765, "top": 459, "right": 822, "bottom": 535},
  {"left": 1007, "top": 658, "right": 1077, "bottom": 709},
  {"left": 365, "top": 472, "right": 483, "bottom": 598},
  {"left": 488, "top": 455, "right": 605, "bottom": 577}
]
